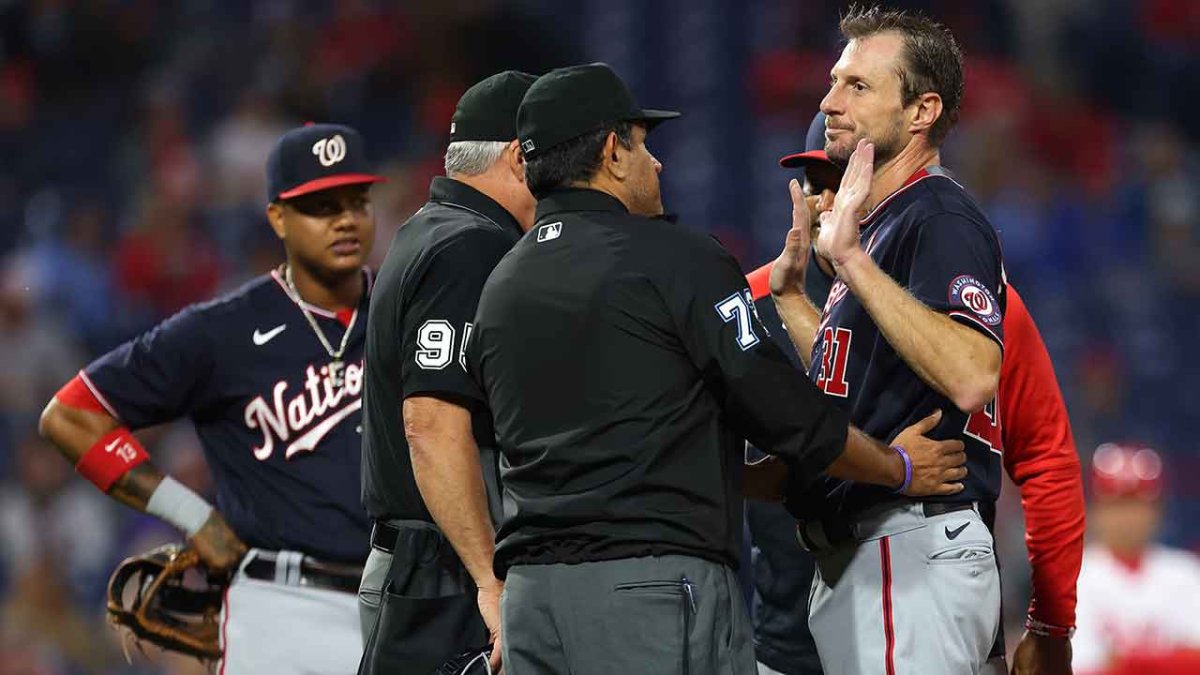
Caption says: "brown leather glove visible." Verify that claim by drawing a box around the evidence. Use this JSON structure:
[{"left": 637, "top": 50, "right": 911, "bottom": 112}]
[{"left": 106, "top": 543, "right": 232, "bottom": 661}]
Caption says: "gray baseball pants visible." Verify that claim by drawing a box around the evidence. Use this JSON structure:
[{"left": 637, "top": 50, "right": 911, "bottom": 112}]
[
  {"left": 806, "top": 502, "right": 1001, "bottom": 675},
  {"left": 502, "top": 554, "right": 757, "bottom": 675}
]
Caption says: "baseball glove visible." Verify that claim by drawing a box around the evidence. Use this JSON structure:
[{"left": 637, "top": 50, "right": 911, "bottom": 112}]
[{"left": 106, "top": 543, "right": 227, "bottom": 661}]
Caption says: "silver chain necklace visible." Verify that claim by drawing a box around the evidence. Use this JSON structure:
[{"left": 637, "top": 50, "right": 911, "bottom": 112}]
[{"left": 283, "top": 264, "right": 358, "bottom": 388}]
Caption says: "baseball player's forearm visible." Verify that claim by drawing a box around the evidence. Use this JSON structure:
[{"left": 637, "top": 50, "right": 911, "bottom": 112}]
[
  {"left": 1019, "top": 461, "right": 1085, "bottom": 630},
  {"left": 772, "top": 293, "right": 821, "bottom": 370},
  {"left": 824, "top": 426, "right": 905, "bottom": 488},
  {"left": 834, "top": 249, "right": 1000, "bottom": 412},
  {"left": 40, "top": 395, "right": 230, "bottom": 562},
  {"left": 38, "top": 397, "right": 162, "bottom": 510},
  {"left": 404, "top": 396, "right": 499, "bottom": 589},
  {"left": 1000, "top": 290, "right": 1086, "bottom": 632}
]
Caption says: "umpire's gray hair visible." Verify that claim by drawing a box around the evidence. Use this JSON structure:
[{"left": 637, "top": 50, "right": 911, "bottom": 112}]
[{"left": 444, "top": 141, "right": 510, "bottom": 177}]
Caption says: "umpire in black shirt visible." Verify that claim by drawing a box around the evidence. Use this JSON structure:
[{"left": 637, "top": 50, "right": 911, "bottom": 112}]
[
  {"left": 464, "top": 63, "right": 969, "bottom": 675},
  {"left": 358, "top": 70, "right": 536, "bottom": 674}
]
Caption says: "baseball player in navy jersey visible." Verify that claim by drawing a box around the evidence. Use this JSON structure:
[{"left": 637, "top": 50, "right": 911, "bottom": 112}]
[
  {"left": 751, "top": 110, "right": 1085, "bottom": 675},
  {"left": 38, "top": 122, "right": 384, "bottom": 674},
  {"left": 768, "top": 7, "right": 1007, "bottom": 674}
]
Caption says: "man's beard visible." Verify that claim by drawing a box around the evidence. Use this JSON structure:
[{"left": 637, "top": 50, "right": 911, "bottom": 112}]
[
  {"left": 826, "top": 123, "right": 905, "bottom": 170},
  {"left": 628, "top": 179, "right": 664, "bottom": 217}
]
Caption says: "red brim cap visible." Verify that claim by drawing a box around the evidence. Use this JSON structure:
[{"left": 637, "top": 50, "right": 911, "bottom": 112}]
[
  {"left": 778, "top": 149, "right": 831, "bottom": 168},
  {"left": 1092, "top": 472, "right": 1163, "bottom": 500},
  {"left": 1091, "top": 443, "right": 1164, "bottom": 500},
  {"left": 278, "top": 173, "right": 387, "bottom": 200}
]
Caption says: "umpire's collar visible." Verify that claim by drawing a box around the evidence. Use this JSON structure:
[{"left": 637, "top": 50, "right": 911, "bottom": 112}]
[
  {"left": 535, "top": 188, "right": 629, "bottom": 222},
  {"left": 429, "top": 176, "right": 523, "bottom": 239},
  {"left": 535, "top": 188, "right": 679, "bottom": 224}
]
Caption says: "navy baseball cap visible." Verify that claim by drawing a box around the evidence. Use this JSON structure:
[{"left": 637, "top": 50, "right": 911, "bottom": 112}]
[
  {"left": 451, "top": 71, "right": 538, "bottom": 143},
  {"left": 779, "top": 112, "right": 832, "bottom": 168},
  {"left": 517, "top": 63, "right": 680, "bottom": 160},
  {"left": 266, "top": 123, "right": 385, "bottom": 202}
]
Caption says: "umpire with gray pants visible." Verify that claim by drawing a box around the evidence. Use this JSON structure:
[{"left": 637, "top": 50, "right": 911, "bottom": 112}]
[
  {"left": 358, "top": 70, "right": 537, "bottom": 674},
  {"left": 463, "top": 63, "right": 970, "bottom": 675}
]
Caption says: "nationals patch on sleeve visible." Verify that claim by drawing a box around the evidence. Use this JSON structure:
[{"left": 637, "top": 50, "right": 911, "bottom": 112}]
[{"left": 948, "top": 275, "right": 1002, "bottom": 326}]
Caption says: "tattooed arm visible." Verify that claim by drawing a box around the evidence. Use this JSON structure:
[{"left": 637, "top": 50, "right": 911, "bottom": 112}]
[{"left": 38, "top": 398, "right": 246, "bottom": 571}]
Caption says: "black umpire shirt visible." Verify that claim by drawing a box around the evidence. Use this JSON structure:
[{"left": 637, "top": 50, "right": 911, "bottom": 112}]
[
  {"left": 361, "top": 177, "right": 522, "bottom": 522},
  {"left": 465, "top": 188, "right": 850, "bottom": 577}
]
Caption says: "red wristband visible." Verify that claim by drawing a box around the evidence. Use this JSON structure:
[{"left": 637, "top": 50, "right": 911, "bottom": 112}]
[{"left": 76, "top": 428, "right": 149, "bottom": 492}]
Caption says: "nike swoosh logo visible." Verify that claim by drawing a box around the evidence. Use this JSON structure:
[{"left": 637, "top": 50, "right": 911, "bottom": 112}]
[
  {"left": 104, "top": 438, "right": 121, "bottom": 452},
  {"left": 945, "top": 522, "right": 970, "bottom": 540},
  {"left": 253, "top": 325, "right": 287, "bottom": 345}
]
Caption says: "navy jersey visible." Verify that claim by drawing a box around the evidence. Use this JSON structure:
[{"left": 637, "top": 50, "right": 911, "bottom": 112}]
[
  {"left": 82, "top": 270, "right": 372, "bottom": 563},
  {"left": 801, "top": 168, "right": 1006, "bottom": 519}
]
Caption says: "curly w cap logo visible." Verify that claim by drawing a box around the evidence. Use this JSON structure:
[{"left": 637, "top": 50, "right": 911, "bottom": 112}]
[{"left": 312, "top": 134, "right": 347, "bottom": 167}]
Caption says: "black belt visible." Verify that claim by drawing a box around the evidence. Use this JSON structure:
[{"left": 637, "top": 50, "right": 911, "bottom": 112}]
[
  {"left": 371, "top": 520, "right": 401, "bottom": 553},
  {"left": 921, "top": 501, "right": 976, "bottom": 518},
  {"left": 242, "top": 551, "right": 363, "bottom": 595}
]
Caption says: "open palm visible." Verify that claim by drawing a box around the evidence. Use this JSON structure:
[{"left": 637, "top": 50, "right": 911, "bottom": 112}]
[
  {"left": 769, "top": 179, "right": 813, "bottom": 297},
  {"left": 817, "top": 139, "right": 874, "bottom": 266}
]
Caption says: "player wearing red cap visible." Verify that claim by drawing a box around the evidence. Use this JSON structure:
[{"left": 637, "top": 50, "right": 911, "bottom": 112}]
[{"left": 1073, "top": 444, "right": 1200, "bottom": 673}]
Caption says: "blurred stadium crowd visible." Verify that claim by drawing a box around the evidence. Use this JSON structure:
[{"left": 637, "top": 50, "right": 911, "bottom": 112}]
[{"left": 0, "top": 0, "right": 1196, "bottom": 672}]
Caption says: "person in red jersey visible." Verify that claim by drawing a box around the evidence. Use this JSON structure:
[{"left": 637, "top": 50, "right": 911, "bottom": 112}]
[{"left": 1072, "top": 444, "right": 1200, "bottom": 674}]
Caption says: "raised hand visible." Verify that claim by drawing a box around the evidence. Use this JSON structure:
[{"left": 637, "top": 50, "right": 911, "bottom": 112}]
[
  {"left": 890, "top": 409, "right": 968, "bottom": 497},
  {"left": 769, "top": 179, "right": 813, "bottom": 298},
  {"left": 817, "top": 139, "right": 874, "bottom": 267}
]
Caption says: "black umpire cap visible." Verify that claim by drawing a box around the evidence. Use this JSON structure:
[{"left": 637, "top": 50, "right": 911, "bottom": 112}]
[
  {"left": 450, "top": 70, "right": 538, "bottom": 143},
  {"left": 266, "top": 123, "right": 385, "bottom": 202},
  {"left": 517, "top": 62, "right": 680, "bottom": 160}
]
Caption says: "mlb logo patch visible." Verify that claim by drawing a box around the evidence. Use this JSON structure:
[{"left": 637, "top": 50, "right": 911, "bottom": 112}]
[
  {"left": 536, "top": 222, "right": 562, "bottom": 243},
  {"left": 521, "top": 139, "right": 536, "bottom": 154}
]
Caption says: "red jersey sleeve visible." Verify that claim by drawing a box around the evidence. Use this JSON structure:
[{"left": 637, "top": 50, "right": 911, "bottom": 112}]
[
  {"left": 999, "top": 287, "right": 1086, "bottom": 629},
  {"left": 747, "top": 262, "right": 773, "bottom": 301}
]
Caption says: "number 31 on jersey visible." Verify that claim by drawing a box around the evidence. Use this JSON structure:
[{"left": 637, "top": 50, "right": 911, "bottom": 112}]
[
  {"left": 813, "top": 326, "right": 1003, "bottom": 455},
  {"left": 814, "top": 327, "right": 852, "bottom": 397}
]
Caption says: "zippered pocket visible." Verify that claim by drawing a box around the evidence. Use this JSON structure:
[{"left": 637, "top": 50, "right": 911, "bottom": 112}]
[{"left": 612, "top": 577, "right": 696, "bottom": 675}]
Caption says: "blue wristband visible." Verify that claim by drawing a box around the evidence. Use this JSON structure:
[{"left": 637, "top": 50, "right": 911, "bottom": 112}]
[{"left": 891, "top": 445, "right": 913, "bottom": 494}]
